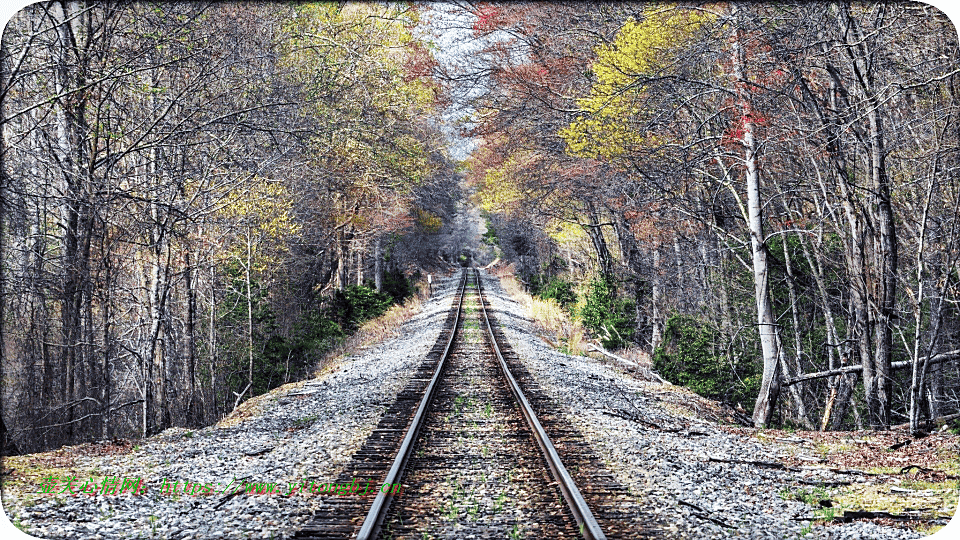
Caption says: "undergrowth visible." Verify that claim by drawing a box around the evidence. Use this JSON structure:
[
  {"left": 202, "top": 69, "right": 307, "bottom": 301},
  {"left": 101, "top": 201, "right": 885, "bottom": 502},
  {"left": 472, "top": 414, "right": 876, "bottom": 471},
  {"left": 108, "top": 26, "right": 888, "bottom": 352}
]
[
  {"left": 490, "top": 264, "right": 587, "bottom": 355},
  {"left": 314, "top": 283, "right": 426, "bottom": 376}
]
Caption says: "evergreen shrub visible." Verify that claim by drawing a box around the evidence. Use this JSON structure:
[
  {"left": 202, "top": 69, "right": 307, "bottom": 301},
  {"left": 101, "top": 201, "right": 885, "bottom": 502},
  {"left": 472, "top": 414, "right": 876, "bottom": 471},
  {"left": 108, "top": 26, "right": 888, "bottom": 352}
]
[
  {"left": 653, "top": 315, "right": 760, "bottom": 407},
  {"left": 531, "top": 275, "right": 577, "bottom": 311},
  {"left": 579, "top": 275, "right": 634, "bottom": 350}
]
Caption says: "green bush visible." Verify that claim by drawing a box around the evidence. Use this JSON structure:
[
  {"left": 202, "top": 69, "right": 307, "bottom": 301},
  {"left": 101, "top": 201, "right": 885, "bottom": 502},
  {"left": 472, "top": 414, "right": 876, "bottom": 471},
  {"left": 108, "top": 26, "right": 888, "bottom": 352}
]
[
  {"left": 579, "top": 275, "right": 634, "bottom": 350},
  {"left": 378, "top": 268, "right": 416, "bottom": 304},
  {"left": 329, "top": 284, "right": 394, "bottom": 332},
  {"left": 653, "top": 315, "right": 760, "bottom": 407},
  {"left": 482, "top": 220, "right": 499, "bottom": 246},
  {"left": 217, "top": 270, "right": 415, "bottom": 400},
  {"left": 531, "top": 276, "right": 577, "bottom": 311}
]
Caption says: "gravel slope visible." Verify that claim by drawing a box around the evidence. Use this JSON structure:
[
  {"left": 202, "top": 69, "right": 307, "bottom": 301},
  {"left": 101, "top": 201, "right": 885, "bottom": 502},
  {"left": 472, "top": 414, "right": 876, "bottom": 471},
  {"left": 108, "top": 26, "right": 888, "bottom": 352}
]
[
  {"left": 475, "top": 269, "right": 933, "bottom": 540},
  {"left": 3, "top": 275, "right": 462, "bottom": 540}
]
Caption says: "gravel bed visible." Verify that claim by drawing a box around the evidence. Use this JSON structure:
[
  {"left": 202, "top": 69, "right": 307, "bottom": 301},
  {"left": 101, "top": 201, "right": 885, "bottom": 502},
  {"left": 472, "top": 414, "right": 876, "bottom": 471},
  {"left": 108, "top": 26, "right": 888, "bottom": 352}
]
[
  {"left": 4, "top": 274, "right": 462, "bottom": 540},
  {"left": 383, "top": 289, "right": 579, "bottom": 538},
  {"left": 476, "top": 269, "right": 927, "bottom": 540}
]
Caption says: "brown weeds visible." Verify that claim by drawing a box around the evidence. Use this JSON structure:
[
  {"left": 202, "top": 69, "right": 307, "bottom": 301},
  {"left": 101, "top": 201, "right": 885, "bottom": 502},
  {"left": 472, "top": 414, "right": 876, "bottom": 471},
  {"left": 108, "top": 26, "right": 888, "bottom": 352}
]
[{"left": 490, "top": 267, "right": 588, "bottom": 356}]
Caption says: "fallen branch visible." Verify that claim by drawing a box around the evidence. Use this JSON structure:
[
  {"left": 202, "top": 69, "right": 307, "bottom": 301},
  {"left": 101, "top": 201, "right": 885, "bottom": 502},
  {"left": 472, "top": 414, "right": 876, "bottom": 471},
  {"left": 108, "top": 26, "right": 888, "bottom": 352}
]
[
  {"left": 816, "top": 468, "right": 879, "bottom": 476},
  {"left": 899, "top": 464, "right": 932, "bottom": 475},
  {"left": 609, "top": 384, "right": 683, "bottom": 432},
  {"left": 784, "top": 349, "right": 960, "bottom": 386},
  {"left": 888, "top": 439, "right": 911, "bottom": 450},
  {"left": 586, "top": 342, "right": 672, "bottom": 384},
  {"left": 213, "top": 476, "right": 252, "bottom": 509},
  {"left": 601, "top": 407, "right": 681, "bottom": 432},
  {"left": 707, "top": 456, "right": 799, "bottom": 471},
  {"left": 892, "top": 412, "right": 960, "bottom": 431},
  {"left": 797, "top": 479, "right": 851, "bottom": 487},
  {"left": 895, "top": 465, "right": 958, "bottom": 479},
  {"left": 832, "top": 509, "right": 944, "bottom": 522},
  {"left": 678, "top": 500, "right": 735, "bottom": 529},
  {"left": 721, "top": 404, "right": 754, "bottom": 426}
]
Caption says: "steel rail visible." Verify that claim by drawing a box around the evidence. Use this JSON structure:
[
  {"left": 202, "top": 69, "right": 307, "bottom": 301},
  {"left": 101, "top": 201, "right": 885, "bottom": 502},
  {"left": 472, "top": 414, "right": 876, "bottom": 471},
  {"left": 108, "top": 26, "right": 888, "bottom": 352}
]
[
  {"left": 355, "top": 269, "right": 469, "bottom": 540},
  {"left": 474, "top": 268, "right": 608, "bottom": 540}
]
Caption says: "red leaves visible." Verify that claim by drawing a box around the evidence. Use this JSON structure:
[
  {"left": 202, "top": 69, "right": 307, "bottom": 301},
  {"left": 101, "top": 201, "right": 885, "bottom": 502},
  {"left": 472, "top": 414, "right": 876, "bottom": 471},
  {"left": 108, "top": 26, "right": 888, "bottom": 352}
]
[
  {"left": 402, "top": 42, "right": 437, "bottom": 83},
  {"left": 722, "top": 110, "right": 771, "bottom": 145},
  {"left": 472, "top": 4, "right": 504, "bottom": 33}
]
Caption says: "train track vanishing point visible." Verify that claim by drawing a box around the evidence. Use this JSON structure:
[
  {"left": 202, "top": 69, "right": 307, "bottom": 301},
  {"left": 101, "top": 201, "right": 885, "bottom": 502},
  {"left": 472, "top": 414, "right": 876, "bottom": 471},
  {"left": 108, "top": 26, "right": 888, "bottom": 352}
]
[{"left": 295, "top": 269, "right": 651, "bottom": 539}]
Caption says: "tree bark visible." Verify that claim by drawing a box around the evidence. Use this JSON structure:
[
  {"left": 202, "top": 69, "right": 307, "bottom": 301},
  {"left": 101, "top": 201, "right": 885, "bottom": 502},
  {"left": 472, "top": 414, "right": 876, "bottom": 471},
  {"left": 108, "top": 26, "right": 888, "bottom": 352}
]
[
  {"left": 374, "top": 236, "right": 382, "bottom": 292},
  {"left": 651, "top": 247, "right": 663, "bottom": 351},
  {"left": 185, "top": 250, "right": 199, "bottom": 426},
  {"left": 836, "top": 2, "right": 896, "bottom": 428},
  {"left": 584, "top": 201, "right": 613, "bottom": 277},
  {"left": 781, "top": 237, "right": 813, "bottom": 429},
  {"left": 730, "top": 16, "right": 783, "bottom": 428}
]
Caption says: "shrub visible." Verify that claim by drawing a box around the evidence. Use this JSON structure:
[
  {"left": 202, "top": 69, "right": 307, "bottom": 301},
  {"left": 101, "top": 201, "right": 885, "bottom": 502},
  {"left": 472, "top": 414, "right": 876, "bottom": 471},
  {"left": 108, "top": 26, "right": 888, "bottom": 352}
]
[
  {"left": 579, "top": 275, "right": 634, "bottom": 350},
  {"left": 379, "top": 268, "right": 416, "bottom": 304},
  {"left": 653, "top": 315, "right": 760, "bottom": 407},
  {"left": 329, "top": 284, "right": 394, "bottom": 332},
  {"left": 482, "top": 219, "right": 499, "bottom": 246},
  {"left": 531, "top": 276, "right": 577, "bottom": 311}
]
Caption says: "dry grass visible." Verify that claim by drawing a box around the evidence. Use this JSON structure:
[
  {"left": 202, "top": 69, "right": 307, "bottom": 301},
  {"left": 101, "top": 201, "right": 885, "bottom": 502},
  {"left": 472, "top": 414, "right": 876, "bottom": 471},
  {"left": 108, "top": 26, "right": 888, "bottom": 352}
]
[
  {"left": 488, "top": 263, "right": 587, "bottom": 356},
  {"left": 313, "top": 290, "right": 425, "bottom": 377},
  {"left": 741, "top": 426, "right": 959, "bottom": 534},
  {"left": 0, "top": 439, "right": 137, "bottom": 507}
]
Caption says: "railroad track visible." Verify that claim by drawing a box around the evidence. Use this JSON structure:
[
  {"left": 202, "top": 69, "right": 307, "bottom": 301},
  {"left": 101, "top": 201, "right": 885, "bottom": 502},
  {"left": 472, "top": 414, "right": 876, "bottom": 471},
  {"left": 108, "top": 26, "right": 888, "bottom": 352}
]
[{"left": 295, "top": 269, "right": 655, "bottom": 539}]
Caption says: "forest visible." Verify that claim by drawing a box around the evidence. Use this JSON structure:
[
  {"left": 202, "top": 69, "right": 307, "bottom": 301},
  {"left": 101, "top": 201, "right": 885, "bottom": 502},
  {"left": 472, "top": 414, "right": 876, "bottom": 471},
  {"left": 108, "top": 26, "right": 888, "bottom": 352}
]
[
  {"left": 464, "top": 1, "right": 960, "bottom": 435},
  {"left": 2, "top": 1, "right": 960, "bottom": 455},
  {"left": 0, "top": 2, "right": 459, "bottom": 454}
]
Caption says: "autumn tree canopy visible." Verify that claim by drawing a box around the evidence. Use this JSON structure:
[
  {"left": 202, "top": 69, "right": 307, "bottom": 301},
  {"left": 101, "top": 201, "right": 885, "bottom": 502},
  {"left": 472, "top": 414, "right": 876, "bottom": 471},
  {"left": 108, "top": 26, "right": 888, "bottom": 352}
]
[{"left": 463, "top": 1, "right": 960, "bottom": 432}]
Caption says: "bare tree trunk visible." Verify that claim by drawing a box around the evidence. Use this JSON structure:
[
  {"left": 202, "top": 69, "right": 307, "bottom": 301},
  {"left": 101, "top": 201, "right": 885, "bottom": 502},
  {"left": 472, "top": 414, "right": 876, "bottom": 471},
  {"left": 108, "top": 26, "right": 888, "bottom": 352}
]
[
  {"left": 245, "top": 225, "right": 254, "bottom": 401},
  {"left": 584, "top": 202, "right": 613, "bottom": 277},
  {"left": 794, "top": 227, "right": 851, "bottom": 430},
  {"left": 781, "top": 238, "right": 813, "bottom": 429},
  {"left": 0, "top": 31, "right": 8, "bottom": 450},
  {"left": 745, "top": 127, "right": 781, "bottom": 427},
  {"left": 909, "top": 173, "right": 934, "bottom": 433},
  {"left": 101, "top": 255, "right": 112, "bottom": 440},
  {"left": 54, "top": 0, "right": 87, "bottom": 442},
  {"left": 185, "top": 250, "right": 198, "bottom": 426},
  {"left": 208, "top": 263, "right": 217, "bottom": 421},
  {"left": 836, "top": 3, "right": 896, "bottom": 428},
  {"left": 673, "top": 235, "right": 683, "bottom": 298},
  {"left": 335, "top": 229, "right": 349, "bottom": 291},
  {"left": 144, "top": 230, "right": 166, "bottom": 436},
  {"left": 356, "top": 243, "right": 362, "bottom": 286},
  {"left": 730, "top": 17, "right": 782, "bottom": 427},
  {"left": 651, "top": 247, "right": 663, "bottom": 351},
  {"left": 374, "top": 236, "right": 382, "bottom": 292}
]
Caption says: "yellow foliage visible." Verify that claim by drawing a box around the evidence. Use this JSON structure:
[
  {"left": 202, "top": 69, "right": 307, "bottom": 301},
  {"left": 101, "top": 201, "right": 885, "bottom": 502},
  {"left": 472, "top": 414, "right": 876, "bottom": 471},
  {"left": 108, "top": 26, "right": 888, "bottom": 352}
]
[
  {"left": 559, "top": 8, "right": 715, "bottom": 159},
  {"left": 414, "top": 208, "right": 442, "bottom": 233},
  {"left": 477, "top": 155, "right": 527, "bottom": 215},
  {"left": 546, "top": 219, "right": 588, "bottom": 245},
  {"left": 218, "top": 177, "right": 299, "bottom": 272},
  {"left": 279, "top": 3, "right": 440, "bottom": 204}
]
